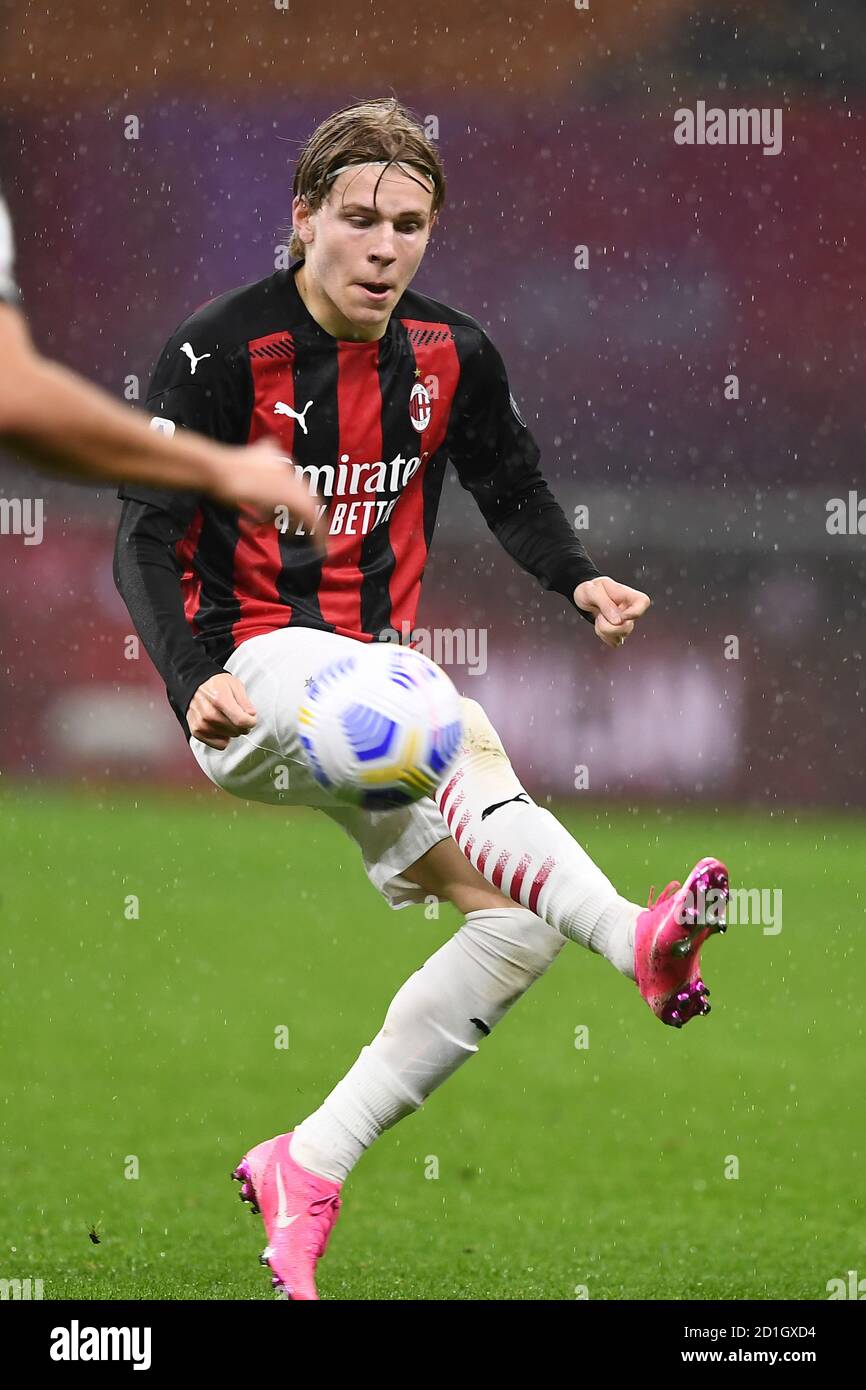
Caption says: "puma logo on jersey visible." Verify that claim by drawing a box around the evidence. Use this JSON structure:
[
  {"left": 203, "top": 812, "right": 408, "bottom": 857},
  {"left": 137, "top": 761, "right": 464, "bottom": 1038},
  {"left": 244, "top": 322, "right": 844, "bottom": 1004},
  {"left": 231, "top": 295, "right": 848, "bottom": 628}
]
[
  {"left": 180, "top": 342, "right": 212, "bottom": 375},
  {"left": 274, "top": 400, "right": 314, "bottom": 434}
]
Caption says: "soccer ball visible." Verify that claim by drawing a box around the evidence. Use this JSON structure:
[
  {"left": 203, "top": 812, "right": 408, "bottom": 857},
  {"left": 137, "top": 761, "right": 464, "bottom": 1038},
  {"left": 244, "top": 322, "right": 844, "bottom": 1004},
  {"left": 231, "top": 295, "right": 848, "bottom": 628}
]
[{"left": 297, "top": 643, "right": 464, "bottom": 810}]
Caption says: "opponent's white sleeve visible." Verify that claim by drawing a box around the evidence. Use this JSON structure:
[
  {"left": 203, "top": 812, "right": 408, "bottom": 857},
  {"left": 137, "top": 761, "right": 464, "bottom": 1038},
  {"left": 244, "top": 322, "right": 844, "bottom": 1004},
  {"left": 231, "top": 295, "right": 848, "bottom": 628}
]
[{"left": 0, "top": 189, "right": 21, "bottom": 305}]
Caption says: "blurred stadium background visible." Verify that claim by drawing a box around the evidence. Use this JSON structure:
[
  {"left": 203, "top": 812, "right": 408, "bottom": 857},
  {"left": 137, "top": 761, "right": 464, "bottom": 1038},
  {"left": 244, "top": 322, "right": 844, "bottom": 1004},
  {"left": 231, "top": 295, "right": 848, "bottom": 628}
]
[
  {"left": 1, "top": 1, "right": 864, "bottom": 1302},
  {"left": 1, "top": 0, "right": 864, "bottom": 804}
]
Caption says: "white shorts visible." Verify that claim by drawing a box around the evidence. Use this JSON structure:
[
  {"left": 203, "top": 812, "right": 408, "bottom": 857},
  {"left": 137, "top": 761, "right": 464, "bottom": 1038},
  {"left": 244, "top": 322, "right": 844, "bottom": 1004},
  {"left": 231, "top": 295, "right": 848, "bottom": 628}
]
[{"left": 188, "top": 627, "right": 454, "bottom": 909}]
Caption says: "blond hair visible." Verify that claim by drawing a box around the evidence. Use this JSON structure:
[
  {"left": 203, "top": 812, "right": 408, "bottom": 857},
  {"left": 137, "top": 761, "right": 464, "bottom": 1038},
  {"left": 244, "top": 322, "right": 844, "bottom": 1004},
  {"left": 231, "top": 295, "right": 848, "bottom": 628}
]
[{"left": 288, "top": 97, "right": 445, "bottom": 259}]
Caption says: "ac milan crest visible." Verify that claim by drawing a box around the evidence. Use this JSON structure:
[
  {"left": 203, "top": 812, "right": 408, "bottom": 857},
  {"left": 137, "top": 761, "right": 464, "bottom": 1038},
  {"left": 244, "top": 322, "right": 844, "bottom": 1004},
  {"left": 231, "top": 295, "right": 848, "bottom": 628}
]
[{"left": 409, "top": 381, "right": 432, "bottom": 433}]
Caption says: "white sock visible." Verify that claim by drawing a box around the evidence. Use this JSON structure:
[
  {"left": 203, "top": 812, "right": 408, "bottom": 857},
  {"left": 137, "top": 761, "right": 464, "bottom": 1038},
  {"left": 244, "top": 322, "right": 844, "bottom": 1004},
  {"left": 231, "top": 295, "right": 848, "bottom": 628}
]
[
  {"left": 435, "top": 704, "right": 641, "bottom": 961},
  {"left": 289, "top": 906, "right": 565, "bottom": 1183},
  {"left": 590, "top": 895, "right": 639, "bottom": 980}
]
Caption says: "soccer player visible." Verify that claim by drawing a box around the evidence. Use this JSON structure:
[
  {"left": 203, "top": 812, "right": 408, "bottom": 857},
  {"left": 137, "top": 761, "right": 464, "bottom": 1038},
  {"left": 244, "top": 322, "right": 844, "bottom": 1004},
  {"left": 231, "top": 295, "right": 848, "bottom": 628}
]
[
  {"left": 0, "top": 184, "right": 319, "bottom": 525},
  {"left": 114, "top": 98, "right": 730, "bottom": 1300}
]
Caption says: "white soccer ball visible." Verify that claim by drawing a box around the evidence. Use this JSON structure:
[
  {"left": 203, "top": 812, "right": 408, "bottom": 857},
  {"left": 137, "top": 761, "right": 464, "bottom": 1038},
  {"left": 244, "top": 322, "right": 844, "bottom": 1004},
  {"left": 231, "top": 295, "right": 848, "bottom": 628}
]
[{"left": 297, "top": 643, "right": 464, "bottom": 809}]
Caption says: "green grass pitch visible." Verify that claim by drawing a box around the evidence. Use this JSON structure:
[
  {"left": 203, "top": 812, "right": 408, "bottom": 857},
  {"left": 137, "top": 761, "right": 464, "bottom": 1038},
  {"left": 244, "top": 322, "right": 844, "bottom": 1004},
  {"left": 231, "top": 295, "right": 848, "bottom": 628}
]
[{"left": 1, "top": 786, "right": 862, "bottom": 1300}]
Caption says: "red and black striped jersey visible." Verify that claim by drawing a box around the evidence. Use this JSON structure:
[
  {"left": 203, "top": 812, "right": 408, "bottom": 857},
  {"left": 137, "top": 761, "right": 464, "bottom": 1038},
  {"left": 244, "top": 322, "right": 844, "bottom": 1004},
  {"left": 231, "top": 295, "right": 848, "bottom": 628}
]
[{"left": 115, "top": 262, "right": 601, "bottom": 734}]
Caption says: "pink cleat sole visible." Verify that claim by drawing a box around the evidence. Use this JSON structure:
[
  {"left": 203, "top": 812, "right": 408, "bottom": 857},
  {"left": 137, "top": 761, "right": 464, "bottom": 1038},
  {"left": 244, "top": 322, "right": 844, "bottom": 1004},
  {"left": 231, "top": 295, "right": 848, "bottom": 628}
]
[{"left": 634, "top": 856, "right": 729, "bottom": 1027}]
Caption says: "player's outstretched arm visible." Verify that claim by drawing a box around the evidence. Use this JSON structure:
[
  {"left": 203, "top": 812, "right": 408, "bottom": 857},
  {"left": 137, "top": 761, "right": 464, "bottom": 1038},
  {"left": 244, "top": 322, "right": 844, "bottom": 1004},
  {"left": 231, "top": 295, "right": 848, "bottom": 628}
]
[
  {"left": 448, "top": 328, "right": 652, "bottom": 648},
  {"left": 0, "top": 305, "right": 320, "bottom": 529}
]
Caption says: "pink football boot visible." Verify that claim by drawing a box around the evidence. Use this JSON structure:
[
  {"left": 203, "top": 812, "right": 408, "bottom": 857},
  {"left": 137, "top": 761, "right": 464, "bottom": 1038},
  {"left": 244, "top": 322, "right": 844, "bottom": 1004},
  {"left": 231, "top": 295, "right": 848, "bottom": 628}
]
[
  {"left": 635, "top": 857, "right": 729, "bottom": 1027},
  {"left": 231, "top": 1131, "right": 342, "bottom": 1300}
]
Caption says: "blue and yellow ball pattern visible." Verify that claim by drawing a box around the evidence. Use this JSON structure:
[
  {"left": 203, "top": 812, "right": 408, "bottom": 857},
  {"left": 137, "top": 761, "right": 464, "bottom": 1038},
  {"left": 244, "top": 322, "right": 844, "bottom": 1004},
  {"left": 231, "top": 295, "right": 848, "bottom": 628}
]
[{"left": 298, "top": 644, "right": 464, "bottom": 809}]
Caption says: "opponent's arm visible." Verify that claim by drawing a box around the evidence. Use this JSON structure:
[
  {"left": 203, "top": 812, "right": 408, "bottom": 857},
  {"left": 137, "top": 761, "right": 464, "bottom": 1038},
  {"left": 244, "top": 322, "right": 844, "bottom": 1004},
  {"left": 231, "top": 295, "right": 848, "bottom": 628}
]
[{"left": 0, "top": 304, "right": 318, "bottom": 526}]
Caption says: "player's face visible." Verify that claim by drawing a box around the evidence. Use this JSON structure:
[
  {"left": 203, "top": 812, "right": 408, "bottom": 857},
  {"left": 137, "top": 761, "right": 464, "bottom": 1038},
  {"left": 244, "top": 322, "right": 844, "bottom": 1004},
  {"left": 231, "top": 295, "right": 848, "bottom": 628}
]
[{"left": 293, "top": 164, "right": 436, "bottom": 342}]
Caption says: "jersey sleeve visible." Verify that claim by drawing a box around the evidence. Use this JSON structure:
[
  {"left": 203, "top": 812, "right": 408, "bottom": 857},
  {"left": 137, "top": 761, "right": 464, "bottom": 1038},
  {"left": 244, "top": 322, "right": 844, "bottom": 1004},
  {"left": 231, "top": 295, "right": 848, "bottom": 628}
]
[
  {"left": 114, "top": 318, "right": 252, "bottom": 730},
  {"left": 114, "top": 499, "right": 227, "bottom": 729},
  {"left": 446, "top": 327, "right": 602, "bottom": 619},
  {"left": 0, "top": 190, "right": 21, "bottom": 306}
]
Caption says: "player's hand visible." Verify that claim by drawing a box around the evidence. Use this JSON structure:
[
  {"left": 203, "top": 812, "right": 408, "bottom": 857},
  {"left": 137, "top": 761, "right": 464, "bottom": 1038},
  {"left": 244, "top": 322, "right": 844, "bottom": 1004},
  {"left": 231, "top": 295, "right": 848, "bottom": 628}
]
[
  {"left": 187, "top": 673, "right": 257, "bottom": 749},
  {"left": 209, "top": 439, "right": 324, "bottom": 549},
  {"left": 574, "top": 576, "right": 651, "bottom": 648}
]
